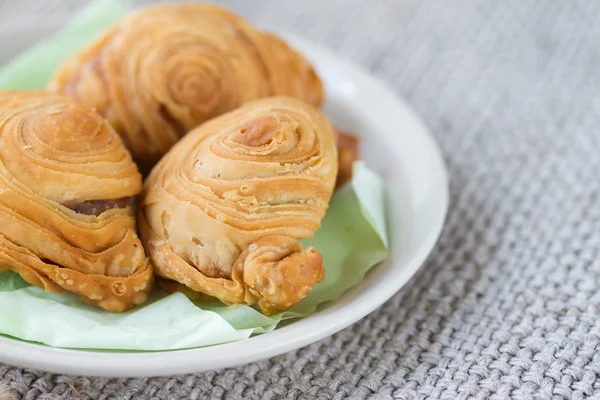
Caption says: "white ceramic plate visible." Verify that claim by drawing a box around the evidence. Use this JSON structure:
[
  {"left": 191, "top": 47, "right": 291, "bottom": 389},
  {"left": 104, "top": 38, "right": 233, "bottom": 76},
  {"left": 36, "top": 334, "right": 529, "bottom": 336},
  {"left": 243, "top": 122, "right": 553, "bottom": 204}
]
[{"left": 0, "top": 20, "right": 448, "bottom": 377}]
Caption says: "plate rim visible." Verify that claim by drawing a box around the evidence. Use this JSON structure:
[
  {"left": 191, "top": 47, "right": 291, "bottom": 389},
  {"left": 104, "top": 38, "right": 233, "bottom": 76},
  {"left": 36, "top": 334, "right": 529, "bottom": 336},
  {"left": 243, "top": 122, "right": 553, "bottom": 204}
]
[{"left": 0, "top": 26, "right": 449, "bottom": 377}]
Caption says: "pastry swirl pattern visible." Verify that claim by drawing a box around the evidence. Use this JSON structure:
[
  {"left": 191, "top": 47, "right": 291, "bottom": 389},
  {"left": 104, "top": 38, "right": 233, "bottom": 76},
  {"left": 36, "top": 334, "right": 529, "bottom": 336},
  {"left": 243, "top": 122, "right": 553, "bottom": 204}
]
[
  {"left": 0, "top": 91, "right": 152, "bottom": 312},
  {"left": 49, "top": 4, "right": 324, "bottom": 170},
  {"left": 139, "top": 97, "right": 337, "bottom": 314}
]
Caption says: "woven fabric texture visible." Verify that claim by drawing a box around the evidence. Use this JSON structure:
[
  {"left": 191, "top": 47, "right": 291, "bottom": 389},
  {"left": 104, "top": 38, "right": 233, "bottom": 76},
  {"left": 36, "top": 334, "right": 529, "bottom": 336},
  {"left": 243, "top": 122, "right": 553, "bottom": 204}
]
[{"left": 1, "top": 0, "right": 600, "bottom": 399}]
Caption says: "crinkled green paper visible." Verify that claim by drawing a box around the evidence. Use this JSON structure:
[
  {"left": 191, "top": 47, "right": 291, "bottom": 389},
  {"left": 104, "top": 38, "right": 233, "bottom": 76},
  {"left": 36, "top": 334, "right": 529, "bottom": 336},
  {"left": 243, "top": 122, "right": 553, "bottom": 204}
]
[{"left": 0, "top": 0, "right": 388, "bottom": 351}]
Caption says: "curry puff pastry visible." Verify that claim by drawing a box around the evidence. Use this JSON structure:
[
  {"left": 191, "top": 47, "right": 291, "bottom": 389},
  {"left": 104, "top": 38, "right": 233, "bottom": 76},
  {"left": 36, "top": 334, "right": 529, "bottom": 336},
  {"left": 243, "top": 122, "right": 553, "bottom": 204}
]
[
  {"left": 0, "top": 92, "right": 152, "bottom": 312},
  {"left": 49, "top": 4, "right": 324, "bottom": 170},
  {"left": 139, "top": 97, "right": 337, "bottom": 314}
]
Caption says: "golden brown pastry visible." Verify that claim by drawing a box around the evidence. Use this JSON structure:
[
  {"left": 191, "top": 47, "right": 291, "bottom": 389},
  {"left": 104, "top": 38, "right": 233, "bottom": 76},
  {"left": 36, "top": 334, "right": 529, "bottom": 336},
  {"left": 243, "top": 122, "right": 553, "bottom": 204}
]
[
  {"left": 138, "top": 97, "right": 337, "bottom": 315},
  {"left": 335, "top": 130, "right": 360, "bottom": 188},
  {"left": 0, "top": 91, "right": 152, "bottom": 312},
  {"left": 49, "top": 4, "right": 324, "bottom": 171}
]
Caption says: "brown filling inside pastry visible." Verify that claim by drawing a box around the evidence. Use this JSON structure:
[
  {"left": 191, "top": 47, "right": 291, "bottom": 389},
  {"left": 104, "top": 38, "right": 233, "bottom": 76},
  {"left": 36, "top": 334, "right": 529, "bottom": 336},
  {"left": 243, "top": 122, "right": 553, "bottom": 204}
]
[{"left": 64, "top": 196, "right": 135, "bottom": 216}]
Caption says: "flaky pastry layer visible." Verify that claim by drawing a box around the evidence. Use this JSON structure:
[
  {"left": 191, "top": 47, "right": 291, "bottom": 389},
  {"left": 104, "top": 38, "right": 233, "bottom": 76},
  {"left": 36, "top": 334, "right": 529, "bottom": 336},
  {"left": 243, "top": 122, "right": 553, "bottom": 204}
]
[
  {"left": 139, "top": 97, "right": 337, "bottom": 314},
  {"left": 0, "top": 91, "right": 152, "bottom": 312},
  {"left": 49, "top": 4, "right": 324, "bottom": 170}
]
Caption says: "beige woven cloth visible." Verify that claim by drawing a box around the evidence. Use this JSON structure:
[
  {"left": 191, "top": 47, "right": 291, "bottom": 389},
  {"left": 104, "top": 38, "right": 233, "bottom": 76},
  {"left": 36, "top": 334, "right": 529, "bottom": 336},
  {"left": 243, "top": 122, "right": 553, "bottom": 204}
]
[{"left": 1, "top": 0, "right": 600, "bottom": 399}]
